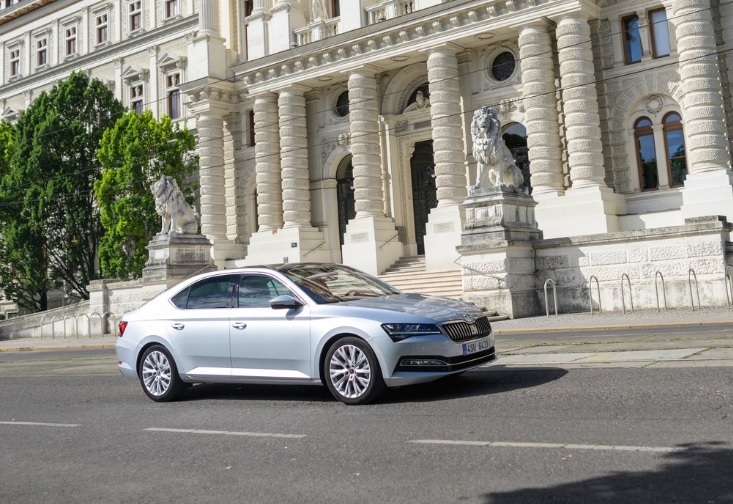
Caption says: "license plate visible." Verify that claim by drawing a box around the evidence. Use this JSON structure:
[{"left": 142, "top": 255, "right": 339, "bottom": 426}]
[{"left": 462, "top": 338, "right": 490, "bottom": 356}]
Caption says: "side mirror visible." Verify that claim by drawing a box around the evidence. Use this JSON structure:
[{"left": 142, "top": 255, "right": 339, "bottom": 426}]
[{"left": 269, "top": 295, "right": 304, "bottom": 310}]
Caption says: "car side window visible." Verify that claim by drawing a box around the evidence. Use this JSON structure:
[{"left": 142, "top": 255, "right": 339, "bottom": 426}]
[
  {"left": 238, "top": 275, "right": 292, "bottom": 308},
  {"left": 184, "top": 275, "right": 235, "bottom": 309}
]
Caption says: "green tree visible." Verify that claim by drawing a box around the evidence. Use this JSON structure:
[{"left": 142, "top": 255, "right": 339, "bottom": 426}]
[
  {"left": 0, "top": 72, "right": 124, "bottom": 311},
  {"left": 95, "top": 109, "right": 197, "bottom": 279}
]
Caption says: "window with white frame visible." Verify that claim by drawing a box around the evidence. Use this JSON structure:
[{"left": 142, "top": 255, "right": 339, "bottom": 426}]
[
  {"left": 130, "top": 83, "right": 144, "bottom": 114},
  {"left": 166, "top": 72, "right": 181, "bottom": 119},
  {"left": 96, "top": 13, "right": 109, "bottom": 44},
  {"left": 9, "top": 47, "right": 20, "bottom": 77},
  {"left": 165, "top": 0, "right": 179, "bottom": 18},
  {"left": 65, "top": 26, "right": 77, "bottom": 56},
  {"left": 36, "top": 38, "right": 47, "bottom": 67},
  {"left": 129, "top": 1, "right": 142, "bottom": 32}
]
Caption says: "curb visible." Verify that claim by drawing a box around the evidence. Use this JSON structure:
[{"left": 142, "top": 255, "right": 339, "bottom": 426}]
[
  {"left": 493, "top": 319, "right": 733, "bottom": 335},
  {"left": 0, "top": 343, "right": 116, "bottom": 353}
]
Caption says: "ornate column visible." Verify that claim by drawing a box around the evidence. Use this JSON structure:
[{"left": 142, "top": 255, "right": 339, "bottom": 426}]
[
  {"left": 197, "top": 111, "right": 228, "bottom": 240},
  {"left": 673, "top": 0, "right": 730, "bottom": 174},
  {"left": 518, "top": 23, "right": 564, "bottom": 198},
  {"left": 535, "top": 13, "right": 623, "bottom": 238},
  {"left": 674, "top": 0, "right": 733, "bottom": 220},
  {"left": 199, "top": 0, "right": 219, "bottom": 36},
  {"left": 422, "top": 45, "right": 467, "bottom": 271},
  {"left": 557, "top": 14, "right": 606, "bottom": 189},
  {"left": 341, "top": 68, "right": 402, "bottom": 275},
  {"left": 427, "top": 46, "right": 468, "bottom": 205},
  {"left": 279, "top": 86, "right": 312, "bottom": 228},
  {"left": 348, "top": 70, "right": 385, "bottom": 217},
  {"left": 254, "top": 92, "right": 283, "bottom": 232}
]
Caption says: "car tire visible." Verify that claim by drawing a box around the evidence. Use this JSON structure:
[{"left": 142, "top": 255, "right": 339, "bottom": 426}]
[
  {"left": 323, "top": 337, "right": 385, "bottom": 405},
  {"left": 138, "top": 345, "right": 185, "bottom": 402}
]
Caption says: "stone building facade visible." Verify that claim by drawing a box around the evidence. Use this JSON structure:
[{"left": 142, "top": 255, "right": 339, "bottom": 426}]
[{"left": 3, "top": 0, "right": 733, "bottom": 315}]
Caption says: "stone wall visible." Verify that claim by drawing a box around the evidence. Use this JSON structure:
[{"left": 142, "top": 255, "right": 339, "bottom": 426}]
[{"left": 534, "top": 216, "right": 732, "bottom": 313}]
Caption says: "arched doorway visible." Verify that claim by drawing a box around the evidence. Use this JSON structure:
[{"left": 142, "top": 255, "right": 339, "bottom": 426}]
[
  {"left": 410, "top": 140, "right": 437, "bottom": 255},
  {"left": 336, "top": 156, "right": 355, "bottom": 246},
  {"left": 502, "top": 122, "right": 530, "bottom": 193}
]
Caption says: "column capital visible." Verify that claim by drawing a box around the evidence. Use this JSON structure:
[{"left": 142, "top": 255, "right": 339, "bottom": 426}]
[
  {"left": 274, "top": 83, "right": 312, "bottom": 96},
  {"left": 340, "top": 63, "right": 384, "bottom": 78},
  {"left": 422, "top": 42, "right": 463, "bottom": 56}
]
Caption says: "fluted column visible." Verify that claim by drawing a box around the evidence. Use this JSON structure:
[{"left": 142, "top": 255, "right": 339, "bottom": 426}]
[
  {"left": 197, "top": 112, "right": 227, "bottom": 239},
  {"left": 199, "top": 0, "right": 219, "bottom": 36},
  {"left": 279, "top": 87, "right": 312, "bottom": 228},
  {"left": 673, "top": 0, "right": 731, "bottom": 173},
  {"left": 348, "top": 70, "right": 385, "bottom": 218},
  {"left": 254, "top": 93, "right": 283, "bottom": 231},
  {"left": 519, "top": 23, "right": 565, "bottom": 197},
  {"left": 427, "top": 46, "right": 467, "bottom": 205},
  {"left": 557, "top": 14, "right": 606, "bottom": 189}
]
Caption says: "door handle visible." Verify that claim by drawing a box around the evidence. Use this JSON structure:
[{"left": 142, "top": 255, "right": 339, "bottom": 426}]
[
  {"left": 232, "top": 322, "right": 247, "bottom": 330},
  {"left": 171, "top": 323, "right": 184, "bottom": 330}
]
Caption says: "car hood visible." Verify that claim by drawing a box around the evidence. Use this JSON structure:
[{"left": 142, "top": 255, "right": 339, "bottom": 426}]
[{"left": 340, "top": 293, "right": 485, "bottom": 323}]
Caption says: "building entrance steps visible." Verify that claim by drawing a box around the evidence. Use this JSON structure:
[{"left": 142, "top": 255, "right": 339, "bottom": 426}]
[{"left": 379, "top": 255, "right": 463, "bottom": 299}]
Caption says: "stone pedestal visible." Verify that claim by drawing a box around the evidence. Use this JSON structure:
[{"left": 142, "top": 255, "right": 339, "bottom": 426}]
[
  {"left": 457, "top": 187, "right": 542, "bottom": 318},
  {"left": 236, "top": 227, "right": 331, "bottom": 266},
  {"left": 341, "top": 216, "right": 402, "bottom": 276},
  {"left": 143, "top": 234, "right": 216, "bottom": 282}
]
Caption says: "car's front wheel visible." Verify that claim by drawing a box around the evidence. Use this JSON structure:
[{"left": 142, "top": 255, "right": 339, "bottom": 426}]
[
  {"left": 324, "top": 337, "right": 385, "bottom": 405},
  {"left": 138, "top": 345, "right": 185, "bottom": 402}
]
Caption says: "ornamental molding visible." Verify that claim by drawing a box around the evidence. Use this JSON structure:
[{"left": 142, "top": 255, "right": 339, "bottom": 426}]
[{"left": 237, "top": 0, "right": 571, "bottom": 92}]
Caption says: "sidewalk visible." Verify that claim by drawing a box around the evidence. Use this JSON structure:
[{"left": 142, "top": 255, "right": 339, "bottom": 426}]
[{"left": 1, "top": 307, "right": 732, "bottom": 366}]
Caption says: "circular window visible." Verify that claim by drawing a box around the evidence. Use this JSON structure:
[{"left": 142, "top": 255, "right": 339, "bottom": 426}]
[
  {"left": 335, "top": 91, "right": 349, "bottom": 117},
  {"left": 491, "top": 52, "right": 516, "bottom": 82}
]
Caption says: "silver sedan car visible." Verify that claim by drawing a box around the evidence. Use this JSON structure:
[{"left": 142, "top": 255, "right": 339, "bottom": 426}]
[{"left": 116, "top": 263, "right": 495, "bottom": 405}]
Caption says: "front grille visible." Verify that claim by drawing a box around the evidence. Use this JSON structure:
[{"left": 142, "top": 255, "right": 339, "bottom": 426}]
[{"left": 442, "top": 316, "right": 492, "bottom": 342}]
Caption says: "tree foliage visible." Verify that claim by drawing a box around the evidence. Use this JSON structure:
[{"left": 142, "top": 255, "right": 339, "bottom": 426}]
[
  {"left": 95, "top": 109, "right": 197, "bottom": 279},
  {"left": 0, "top": 72, "right": 124, "bottom": 311}
]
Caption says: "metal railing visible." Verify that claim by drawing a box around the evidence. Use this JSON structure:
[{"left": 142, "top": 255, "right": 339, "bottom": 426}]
[
  {"left": 688, "top": 268, "right": 701, "bottom": 311},
  {"left": 543, "top": 279, "right": 558, "bottom": 317},
  {"left": 589, "top": 276, "right": 601, "bottom": 315},
  {"left": 726, "top": 266, "right": 733, "bottom": 309},
  {"left": 620, "top": 273, "right": 634, "bottom": 314},
  {"left": 654, "top": 271, "right": 667, "bottom": 312}
]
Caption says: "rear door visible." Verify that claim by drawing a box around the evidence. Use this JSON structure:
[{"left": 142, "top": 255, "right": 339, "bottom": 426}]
[
  {"left": 167, "top": 274, "right": 236, "bottom": 376},
  {"left": 229, "top": 274, "right": 312, "bottom": 379}
]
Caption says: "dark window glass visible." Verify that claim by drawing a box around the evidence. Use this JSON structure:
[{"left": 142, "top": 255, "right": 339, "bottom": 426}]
[
  {"left": 623, "top": 15, "right": 642, "bottom": 64},
  {"left": 331, "top": 0, "right": 340, "bottom": 17},
  {"left": 491, "top": 52, "right": 516, "bottom": 81},
  {"left": 248, "top": 109, "right": 256, "bottom": 146},
  {"left": 168, "top": 89, "right": 181, "bottom": 119},
  {"left": 635, "top": 117, "right": 658, "bottom": 190},
  {"left": 186, "top": 276, "right": 234, "bottom": 309},
  {"left": 335, "top": 91, "right": 349, "bottom": 117},
  {"left": 238, "top": 275, "right": 291, "bottom": 308},
  {"left": 170, "top": 287, "right": 189, "bottom": 309},
  {"left": 664, "top": 113, "right": 687, "bottom": 187}
]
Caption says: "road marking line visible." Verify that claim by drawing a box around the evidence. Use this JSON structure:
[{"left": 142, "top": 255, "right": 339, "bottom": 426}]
[
  {"left": 0, "top": 421, "right": 80, "bottom": 427},
  {"left": 144, "top": 427, "right": 306, "bottom": 439},
  {"left": 409, "top": 439, "right": 679, "bottom": 453}
]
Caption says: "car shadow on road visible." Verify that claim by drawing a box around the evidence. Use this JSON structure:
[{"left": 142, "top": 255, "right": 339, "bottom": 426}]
[
  {"left": 383, "top": 366, "right": 568, "bottom": 404},
  {"left": 480, "top": 441, "right": 733, "bottom": 503},
  {"left": 179, "top": 366, "right": 567, "bottom": 404}
]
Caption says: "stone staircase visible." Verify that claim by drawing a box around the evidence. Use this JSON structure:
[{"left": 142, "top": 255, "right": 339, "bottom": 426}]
[{"left": 379, "top": 256, "right": 464, "bottom": 299}]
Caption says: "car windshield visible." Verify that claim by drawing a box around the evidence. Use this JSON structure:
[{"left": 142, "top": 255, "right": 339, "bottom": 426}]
[{"left": 278, "top": 264, "right": 401, "bottom": 304}]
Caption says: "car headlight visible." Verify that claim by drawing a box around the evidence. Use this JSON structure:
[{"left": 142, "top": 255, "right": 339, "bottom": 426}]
[{"left": 381, "top": 323, "right": 441, "bottom": 342}]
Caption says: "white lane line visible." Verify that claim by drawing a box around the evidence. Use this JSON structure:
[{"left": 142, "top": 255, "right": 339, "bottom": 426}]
[
  {"left": 0, "top": 421, "right": 80, "bottom": 427},
  {"left": 409, "top": 439, "right": 679, "bottom": 453},
  {"left": 144, "top": 427, "right": 306, "bottom": 439}
]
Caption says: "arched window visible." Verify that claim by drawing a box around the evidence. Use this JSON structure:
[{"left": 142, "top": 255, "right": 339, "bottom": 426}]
[
  {"left": 634, "top": 117, "right": 658, "bottom": 190},
  {"left": 663, "top": 112, "right": 687, "bottom": 187}
]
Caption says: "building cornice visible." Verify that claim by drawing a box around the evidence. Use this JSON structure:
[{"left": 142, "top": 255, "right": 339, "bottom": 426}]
[{"left": 234, "top": 0, "right": 591, "bottom": 94}]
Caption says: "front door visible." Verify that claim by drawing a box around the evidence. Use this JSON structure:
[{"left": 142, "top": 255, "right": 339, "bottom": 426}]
[
  {"left": 336, "top": 156, "right": 355, "bottom": 246},
  {"left": 410, "top": 140, "right": 437, "bottom": 255}
]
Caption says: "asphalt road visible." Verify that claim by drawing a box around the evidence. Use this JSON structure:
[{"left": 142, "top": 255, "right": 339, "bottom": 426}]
[{"left": 0, "top": 349, "right": 732, "bottom": 503}]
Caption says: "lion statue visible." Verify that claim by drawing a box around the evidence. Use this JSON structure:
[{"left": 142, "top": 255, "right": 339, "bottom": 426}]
[
  {"left": 471, "top": 106, "right": 524, "bottom": 190},
  {"left": 151, "top": 175, "right": 198, "bottom": 235}
]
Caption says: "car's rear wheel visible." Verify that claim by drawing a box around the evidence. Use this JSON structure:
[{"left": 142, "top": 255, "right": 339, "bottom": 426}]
[
  {"left": 324, "top": 337, "right": 385, "bottom": 405},
  {"left": 139, "top": 345, "right": 185, "bottom": 402}
]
